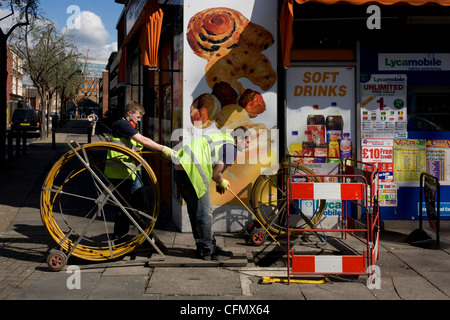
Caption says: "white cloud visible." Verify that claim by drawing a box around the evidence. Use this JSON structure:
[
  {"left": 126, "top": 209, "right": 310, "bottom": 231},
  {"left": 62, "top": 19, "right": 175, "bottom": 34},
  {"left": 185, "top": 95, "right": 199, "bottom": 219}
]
[
  {"left": 62, "top": 11, "right": 116, "bottom": 62},
  {"left": 81, "top": 41, "right": 118, "bottom": 63},
  {"left": 63, "top": 11, "right": 109, "bottom": 45}
]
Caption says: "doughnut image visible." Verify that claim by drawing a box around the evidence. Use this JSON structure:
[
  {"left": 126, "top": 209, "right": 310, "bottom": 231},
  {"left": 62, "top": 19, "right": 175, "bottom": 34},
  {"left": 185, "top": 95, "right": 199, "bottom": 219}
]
[
  {"left": 212, "top": 81, "right": 239, "bottom": 107},
  {"left": 187, "top": 7, "right": 249, "bottom": 60},
  {"left": 238, "top": 89, "right": 266, "bottom": 118},
  {"left": 190, "top": 93, "right": 221, "bottom": 129}
]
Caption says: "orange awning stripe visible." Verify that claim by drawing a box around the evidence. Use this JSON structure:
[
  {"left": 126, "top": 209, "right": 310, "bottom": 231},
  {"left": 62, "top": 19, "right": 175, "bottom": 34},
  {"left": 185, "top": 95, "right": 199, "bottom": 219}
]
[
  {"left": 139, "top": 0, "right": 164, "bottom": 70},
  {"left": 280, "top": 0, "right": 294, "bottom": 68},
  {"left": 295, "top": 0, "right": 450, "bottom": 5}
]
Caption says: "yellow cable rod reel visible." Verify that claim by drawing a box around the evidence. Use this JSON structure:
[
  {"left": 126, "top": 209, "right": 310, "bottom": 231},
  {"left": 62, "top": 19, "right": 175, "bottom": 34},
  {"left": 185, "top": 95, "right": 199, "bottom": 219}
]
[{"left": 40, "top": 141, "right": 160, "bottom": 263}]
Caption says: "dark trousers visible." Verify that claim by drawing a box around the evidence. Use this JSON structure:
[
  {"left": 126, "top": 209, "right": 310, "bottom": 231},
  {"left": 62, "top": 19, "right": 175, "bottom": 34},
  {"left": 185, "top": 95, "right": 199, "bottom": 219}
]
[{"left": 174, "top": 169, "right": 216, "bottom": 254}]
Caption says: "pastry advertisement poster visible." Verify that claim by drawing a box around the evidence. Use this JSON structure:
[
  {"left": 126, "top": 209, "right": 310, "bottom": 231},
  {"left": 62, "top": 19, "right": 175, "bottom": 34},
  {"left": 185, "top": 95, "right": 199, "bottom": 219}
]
[
  {"left": 285, "top": 66, "right": 356, "bottom": 162},
  {"left": 183, "top": 0, "right": 278, "bottom": 205},
  {"left": 426, "top": 139, "right": 450, "bottom": 182},
  {"left": 360, "top": 74, "right": 408, "bottom": 139},
  {"left": 393, "top": 139, "right": 427, "bottom": 182}
]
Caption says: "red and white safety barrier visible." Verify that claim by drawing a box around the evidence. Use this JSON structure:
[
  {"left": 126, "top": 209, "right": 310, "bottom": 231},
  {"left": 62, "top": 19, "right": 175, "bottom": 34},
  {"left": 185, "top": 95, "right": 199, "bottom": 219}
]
[
  {"left": 290, "top": 182, "right": 365, "bottom": 201},
  {"left": 291, "top": 255, "right": 366, "bottom": 274}
]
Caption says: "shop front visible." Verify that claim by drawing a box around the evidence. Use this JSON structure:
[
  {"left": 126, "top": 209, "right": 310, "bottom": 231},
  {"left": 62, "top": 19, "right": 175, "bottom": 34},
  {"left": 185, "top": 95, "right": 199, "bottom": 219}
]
[
  {"left": 286, "top": 0, "right": 450, "bottom": 223},
  {"left": 118, "top": 0, "right": 450, "bottom": 233}
]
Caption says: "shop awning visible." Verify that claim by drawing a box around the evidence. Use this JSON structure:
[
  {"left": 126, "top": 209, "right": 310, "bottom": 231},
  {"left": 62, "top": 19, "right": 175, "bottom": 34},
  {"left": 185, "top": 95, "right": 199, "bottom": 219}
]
[
  {"left": 119, "top": 0, "right": 164, "bottom": 81},
  {"left": 294, "top": 0, "right": 450, "bottom": 5},
  {"left": 139, "top": 0, "right": 164, "bottom": 70},
  {"left": 281, "top": 0, "right": 450, "bottom": 68},
  {"left": 281, "top": 0, "right": 294, "bottom": 68}
]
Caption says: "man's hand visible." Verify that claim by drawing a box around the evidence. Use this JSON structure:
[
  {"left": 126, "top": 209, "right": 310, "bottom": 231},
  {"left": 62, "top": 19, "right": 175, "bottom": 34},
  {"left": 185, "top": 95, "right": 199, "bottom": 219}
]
[
  {"left": 161, "top": 146, "right": 175, "bottom": 160},
  {"left": 216, "top": 179, "right": 230, "bottom": 195}
]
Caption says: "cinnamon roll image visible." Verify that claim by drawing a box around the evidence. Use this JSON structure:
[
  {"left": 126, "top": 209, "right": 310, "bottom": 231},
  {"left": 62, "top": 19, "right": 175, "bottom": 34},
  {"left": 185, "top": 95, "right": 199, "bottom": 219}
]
[{"left": 187, "top": 7, "right": 249, "bottom": 60}]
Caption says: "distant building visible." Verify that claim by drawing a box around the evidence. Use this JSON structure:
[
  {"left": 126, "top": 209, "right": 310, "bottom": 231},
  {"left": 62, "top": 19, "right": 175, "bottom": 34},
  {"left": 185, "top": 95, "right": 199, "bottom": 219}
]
[
  {"left": 7, "top": 45, "right": 25, "bottom": 123},
  {"left": 76, "top": 57, "right": 107, "bottom": 112}
]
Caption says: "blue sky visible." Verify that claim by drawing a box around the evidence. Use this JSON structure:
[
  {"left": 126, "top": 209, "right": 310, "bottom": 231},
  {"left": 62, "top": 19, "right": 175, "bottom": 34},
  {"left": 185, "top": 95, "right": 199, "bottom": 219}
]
[{"left": 38, "top": 0, "right": 125, "bottom": 62}]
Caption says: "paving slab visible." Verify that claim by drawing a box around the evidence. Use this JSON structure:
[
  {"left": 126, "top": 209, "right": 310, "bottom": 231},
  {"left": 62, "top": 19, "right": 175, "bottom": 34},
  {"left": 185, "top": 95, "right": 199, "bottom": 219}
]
[
  {"left": 145, "top": 267, "right": 242, "bottom": 297},
  {"left": 300, "top": 281, "right": 377, "bottom": 300},
  {"left": 392, "top": 276, "right": 449, "bottom": 300},
  {"left": 18, "top": 271, "right": 102, "bottom": 300},
  {"left": 88, "top": 275, "right": 150, "bottom": 300}
]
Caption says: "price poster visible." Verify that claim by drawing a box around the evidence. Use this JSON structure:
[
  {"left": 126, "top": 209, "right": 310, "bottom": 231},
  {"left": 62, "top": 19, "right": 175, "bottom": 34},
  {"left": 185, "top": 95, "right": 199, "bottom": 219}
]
[
  {"left": 360, "top": 74, "right": 407, "bottom": 138},
  {"left": 393, "top": 139, "right": 427, "bottom": 182},
  {"left": 379, "top": 183, "right": 398, "bottom": 207},
  {"left": 361, "top": 138, "right": 394, "bottom": 182},
  {"left": 426, "top": 140, "right": 450, "bottom": 182}
]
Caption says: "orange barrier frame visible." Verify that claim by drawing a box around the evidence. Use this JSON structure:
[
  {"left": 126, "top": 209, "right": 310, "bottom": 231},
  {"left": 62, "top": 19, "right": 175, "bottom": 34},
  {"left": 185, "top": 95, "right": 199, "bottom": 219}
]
[{"left": 286, "top": 159, "right": 380, "bottom": 282}]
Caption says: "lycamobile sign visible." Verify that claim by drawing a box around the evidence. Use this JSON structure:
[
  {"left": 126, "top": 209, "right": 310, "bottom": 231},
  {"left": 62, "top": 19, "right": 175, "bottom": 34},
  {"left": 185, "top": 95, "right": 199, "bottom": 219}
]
[{"left": 378, "top": 53, "right": 450, "bottom": 71}]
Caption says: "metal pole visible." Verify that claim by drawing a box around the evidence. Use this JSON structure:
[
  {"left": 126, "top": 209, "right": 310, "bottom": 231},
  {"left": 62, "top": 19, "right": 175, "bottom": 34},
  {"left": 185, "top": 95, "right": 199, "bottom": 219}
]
[
  {"left": 52, "top": 130, "right": 56, "bottom": 150},
  {"left": 7, "top": 130, "right": 13, "bottom": 163},
  {"left": 436, "top": 177, "right": 440, "bottom": 249},
  {"left": 87, "top": 126, "right": 92, "bottom": 144},
  {"left": 419, "top": 172, "right": 424, "bottom": 231},
  {"left": 15, "top": 130, "right": 20, "bottom": 160},
  {"left": 22, "top": 129, "right": 27, "bottom": 155}
]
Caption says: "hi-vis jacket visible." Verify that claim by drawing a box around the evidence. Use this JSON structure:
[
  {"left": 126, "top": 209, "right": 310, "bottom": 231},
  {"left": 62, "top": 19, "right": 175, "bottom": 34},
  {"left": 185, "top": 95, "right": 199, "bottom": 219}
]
[
  {"left": 104, "top": 119, "right": 144, "bottom": 180},
  {"left": 175, "top": 132, "right": 235, "bottom": 199}
]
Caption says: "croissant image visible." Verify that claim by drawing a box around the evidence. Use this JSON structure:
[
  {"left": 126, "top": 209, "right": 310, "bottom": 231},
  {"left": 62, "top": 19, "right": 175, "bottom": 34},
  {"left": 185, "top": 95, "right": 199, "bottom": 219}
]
[{"left": 205, "top": 47, "right": 277, "bottom": 95}]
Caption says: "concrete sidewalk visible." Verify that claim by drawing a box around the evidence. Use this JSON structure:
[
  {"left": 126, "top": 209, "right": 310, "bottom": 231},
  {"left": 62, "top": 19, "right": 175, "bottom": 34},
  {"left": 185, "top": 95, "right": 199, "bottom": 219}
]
[{"left": 1, "top": 119, "right": 449, "bottom": 303}]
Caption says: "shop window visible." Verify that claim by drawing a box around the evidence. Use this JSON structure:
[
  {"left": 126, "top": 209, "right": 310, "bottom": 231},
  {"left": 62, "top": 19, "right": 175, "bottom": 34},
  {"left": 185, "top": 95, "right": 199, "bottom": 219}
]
[{"left": 407, "top": 87, "right": 450, "bottom": 131}]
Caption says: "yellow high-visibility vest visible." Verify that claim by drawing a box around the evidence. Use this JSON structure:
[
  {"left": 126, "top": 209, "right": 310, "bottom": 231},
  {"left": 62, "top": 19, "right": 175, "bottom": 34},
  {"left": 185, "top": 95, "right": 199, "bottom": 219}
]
[
  {"left": 175, "top": 132, "right": 235, "bottom": 198},
  {"left": 104, "top": 119, "right": 143, "bottom": 180}
]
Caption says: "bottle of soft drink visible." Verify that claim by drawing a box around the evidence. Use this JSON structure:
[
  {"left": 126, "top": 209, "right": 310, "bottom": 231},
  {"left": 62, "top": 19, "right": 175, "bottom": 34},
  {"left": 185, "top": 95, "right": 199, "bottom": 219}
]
[
  {"left": 315, "top": 130, "right": 327, "bottom": 163},
  {"left": 307, "top": 104, "right": 325, "bottom": 146},
  {"left": 302, "top": 130, "right": 315, "bottom": 163},
  {"left": 340, "top": 133, "right": 352, "bottom": 160},
  {"left": 327, "top": 134, "right": 340, "bottom": 162},
  {"left": 289, "top": 131, "right": 302, "bottom": 163},
  {"left": 326, "top": 102, "right": 343, "bottom": 164},
  {"left": 326, "top": 102, "right": 343, "bottom": 145}
]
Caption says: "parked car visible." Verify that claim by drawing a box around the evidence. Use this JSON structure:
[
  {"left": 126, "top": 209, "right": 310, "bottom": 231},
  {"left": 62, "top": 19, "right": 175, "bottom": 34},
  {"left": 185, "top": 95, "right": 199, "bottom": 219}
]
[{"left": 10, "top": 108, "right": 42, "bottom": 137}]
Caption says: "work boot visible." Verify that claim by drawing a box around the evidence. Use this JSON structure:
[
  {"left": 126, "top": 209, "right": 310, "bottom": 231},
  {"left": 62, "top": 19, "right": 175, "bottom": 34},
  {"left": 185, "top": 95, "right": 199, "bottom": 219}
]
[
  {"left": 212, "top": 246, "right": 233, "bottom": 261},
  {"left": 196, "top": 247, "right": 213, "bottom": 261}
]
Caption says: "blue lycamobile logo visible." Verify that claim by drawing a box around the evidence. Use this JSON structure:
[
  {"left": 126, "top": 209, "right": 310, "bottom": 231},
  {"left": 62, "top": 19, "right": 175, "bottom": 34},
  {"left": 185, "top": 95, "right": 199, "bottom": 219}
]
[{"left": 384, "top": 57, "right": 442, "bottom": 68}]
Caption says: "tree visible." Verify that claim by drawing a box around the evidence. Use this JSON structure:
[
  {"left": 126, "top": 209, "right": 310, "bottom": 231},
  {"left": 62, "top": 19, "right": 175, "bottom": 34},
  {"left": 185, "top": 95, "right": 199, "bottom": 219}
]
[
  {"left": 13, "top": 17, "right": 81, "bottom": 137},
  {"left": 0, "top": 0, "right": 39, "bottom": 167}
]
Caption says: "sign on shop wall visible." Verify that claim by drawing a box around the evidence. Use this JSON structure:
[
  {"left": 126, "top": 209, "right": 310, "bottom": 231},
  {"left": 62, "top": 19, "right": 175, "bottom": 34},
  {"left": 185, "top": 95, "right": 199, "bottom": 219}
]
[
  {"left": 183, "top": 0, "right": 278, "bottom": 205},
  {"left": 378, "top": 53, "right": 450, "bottom": 72},
  {"left": 285, "top": 67, "right": 356, "bottom": 161},
  {"left": 361, "top": 138, "right": 397, "bottom": 206},
  {"left": 360, "top": 74, "right": 407, "bottom": 138},
  {"left": 426, "top": 140, "right": 450, "bottom": 182},
  {"left": 286, "top": 67, "right": 355, "bottom": 227},
  {"left": 393, "top": 139, "right": 427, "bottom": 182}
]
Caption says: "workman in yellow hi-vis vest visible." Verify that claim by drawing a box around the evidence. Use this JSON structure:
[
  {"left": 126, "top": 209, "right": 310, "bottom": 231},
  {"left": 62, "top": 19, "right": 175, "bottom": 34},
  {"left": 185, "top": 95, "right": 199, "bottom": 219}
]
[
  {"left": 173, "top": 126, "right": 252, "bottom": 261},
  {"left": 105, "top": 101, "right": 174, "bottom": 239}
]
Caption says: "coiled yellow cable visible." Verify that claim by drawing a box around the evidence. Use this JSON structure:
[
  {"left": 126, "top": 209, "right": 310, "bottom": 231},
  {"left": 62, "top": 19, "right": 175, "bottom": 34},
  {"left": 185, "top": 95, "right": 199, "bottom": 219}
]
[
  {"left": 40, "top": 142, "right": 160, "bottom": 261},
  {"left": 250, "top": 161, "right": 326, "bottom": 236}
]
